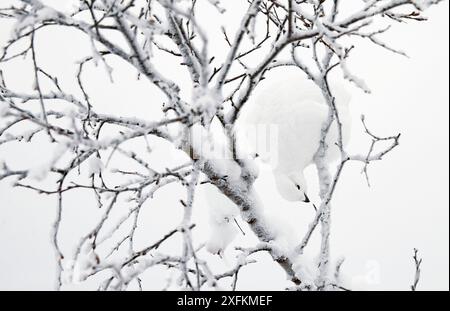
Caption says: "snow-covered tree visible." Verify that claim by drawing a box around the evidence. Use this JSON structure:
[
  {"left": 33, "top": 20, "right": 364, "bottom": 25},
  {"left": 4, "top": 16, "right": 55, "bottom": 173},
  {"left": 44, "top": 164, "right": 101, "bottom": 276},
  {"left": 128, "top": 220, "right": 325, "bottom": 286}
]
[{"left": 0, "top": 0, "right": 444, "bottom": 290}]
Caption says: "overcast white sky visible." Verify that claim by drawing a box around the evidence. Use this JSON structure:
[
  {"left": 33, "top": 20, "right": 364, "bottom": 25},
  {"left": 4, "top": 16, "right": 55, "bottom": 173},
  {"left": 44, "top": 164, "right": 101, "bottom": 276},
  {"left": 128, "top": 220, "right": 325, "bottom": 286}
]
[{"left": 0, "top": 0, "right": 448, "bottom": 291}]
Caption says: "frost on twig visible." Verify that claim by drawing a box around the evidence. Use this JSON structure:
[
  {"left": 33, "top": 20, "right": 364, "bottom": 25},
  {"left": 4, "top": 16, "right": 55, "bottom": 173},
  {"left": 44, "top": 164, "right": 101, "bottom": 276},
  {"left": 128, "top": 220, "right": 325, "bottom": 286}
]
[
  {"left": 0, "top": 0, "right": 443, "bottom": 290},
  {"left": 411, "top": 248, "right": 423, "bottom": 291}
]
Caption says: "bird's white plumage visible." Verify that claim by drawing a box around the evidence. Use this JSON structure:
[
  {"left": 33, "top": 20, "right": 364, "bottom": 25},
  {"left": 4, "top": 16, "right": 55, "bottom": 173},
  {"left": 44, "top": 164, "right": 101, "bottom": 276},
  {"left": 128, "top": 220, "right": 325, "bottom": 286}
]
[
  {"left": 202, "top": 77, "right": 351, "bottom": 254},
  {"left": 203, "top": 185, "right": 239, "bottom": 256},
  {"left": 236, "top": 77, "right": 352, "bottom": 202}
]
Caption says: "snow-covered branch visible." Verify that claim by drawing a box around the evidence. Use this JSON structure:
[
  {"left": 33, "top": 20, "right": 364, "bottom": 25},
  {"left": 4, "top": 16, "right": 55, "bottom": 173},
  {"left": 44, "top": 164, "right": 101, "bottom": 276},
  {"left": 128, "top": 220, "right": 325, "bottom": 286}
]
[{"left": 0, "top": 0, "right": 443, "bottom": 291}]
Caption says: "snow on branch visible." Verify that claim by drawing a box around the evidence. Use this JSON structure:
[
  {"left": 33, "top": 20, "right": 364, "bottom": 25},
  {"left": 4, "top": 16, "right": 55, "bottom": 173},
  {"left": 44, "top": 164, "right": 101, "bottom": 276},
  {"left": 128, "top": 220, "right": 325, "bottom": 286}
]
[
  {"left": 411, "top": 248, "right": 423, "bottom": 291},
  {"left": 0, "top": 0, "right": 443, "bottom": 291}
]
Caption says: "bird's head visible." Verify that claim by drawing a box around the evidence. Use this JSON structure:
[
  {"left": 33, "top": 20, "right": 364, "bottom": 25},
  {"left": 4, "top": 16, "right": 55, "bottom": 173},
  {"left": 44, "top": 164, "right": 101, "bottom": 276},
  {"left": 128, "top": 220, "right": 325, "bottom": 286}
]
[{"left": 274, "top": 172, "right": 309, "bottom": 203}]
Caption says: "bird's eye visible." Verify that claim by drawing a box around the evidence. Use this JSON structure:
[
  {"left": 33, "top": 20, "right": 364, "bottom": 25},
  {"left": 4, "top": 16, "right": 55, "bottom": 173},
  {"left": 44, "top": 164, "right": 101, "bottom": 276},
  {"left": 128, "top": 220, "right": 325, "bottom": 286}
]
[{"left": 296, "top": 184, "right": 301, "bottom": 190}]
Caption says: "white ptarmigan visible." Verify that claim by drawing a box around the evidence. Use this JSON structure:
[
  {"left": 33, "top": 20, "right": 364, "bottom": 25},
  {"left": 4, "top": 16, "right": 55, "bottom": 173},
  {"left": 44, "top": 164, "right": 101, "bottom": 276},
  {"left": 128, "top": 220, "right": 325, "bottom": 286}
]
[
  {"left": 236, "top": 77, "right": 352, "bottom": 202},
  {"left": 203, "top": 184, "right": 240, "bottom": 256}
]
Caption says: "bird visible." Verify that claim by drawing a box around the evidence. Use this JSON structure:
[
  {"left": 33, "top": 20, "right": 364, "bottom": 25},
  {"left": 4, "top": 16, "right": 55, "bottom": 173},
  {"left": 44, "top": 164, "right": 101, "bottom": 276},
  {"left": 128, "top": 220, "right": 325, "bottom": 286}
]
[
  {"left": 203, "top": 184, "right": 241, "bottom": 257},
  {"left": 236, "top": 75, "right": 352, "bottom": 203}
]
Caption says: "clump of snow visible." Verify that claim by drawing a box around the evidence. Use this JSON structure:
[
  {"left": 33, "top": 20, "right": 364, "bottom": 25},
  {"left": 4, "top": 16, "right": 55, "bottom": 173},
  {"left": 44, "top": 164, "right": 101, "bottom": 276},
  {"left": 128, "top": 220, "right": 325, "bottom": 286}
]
[
  {"left": 292, "top": 255, "right": 316, "bottom": 288},
  {"left": 267, "top": 215, "right": 298, "bottom": 256},
  {"left": 209, "top": 158, "right": 242, "bottom": 180},
  {"left": 238, "top": 158, "right": 259, "bottom": 179},
  {"left": 192, "top": 87, "right": 222, "bottom": 127}
]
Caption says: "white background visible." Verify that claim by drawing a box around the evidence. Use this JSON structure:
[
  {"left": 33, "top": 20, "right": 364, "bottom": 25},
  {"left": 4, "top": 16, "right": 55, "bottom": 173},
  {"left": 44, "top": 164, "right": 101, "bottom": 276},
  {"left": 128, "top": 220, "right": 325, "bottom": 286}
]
[{"left": 0, "top": 0, "right": 448, "bottom": 290}]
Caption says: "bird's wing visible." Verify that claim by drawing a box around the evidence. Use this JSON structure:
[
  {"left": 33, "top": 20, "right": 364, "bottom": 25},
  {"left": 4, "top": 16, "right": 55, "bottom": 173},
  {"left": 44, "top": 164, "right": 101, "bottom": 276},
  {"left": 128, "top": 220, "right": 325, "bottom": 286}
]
[{"left": 236, "top": 77, "right": 352, "bottom": 171}]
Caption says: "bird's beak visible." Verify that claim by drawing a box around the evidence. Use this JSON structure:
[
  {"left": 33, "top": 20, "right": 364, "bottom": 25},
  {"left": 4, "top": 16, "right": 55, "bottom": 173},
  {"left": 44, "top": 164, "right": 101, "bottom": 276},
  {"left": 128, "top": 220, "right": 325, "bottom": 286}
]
[{"left": 303, "top": 193, "right": 310, "bottom": 203}]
